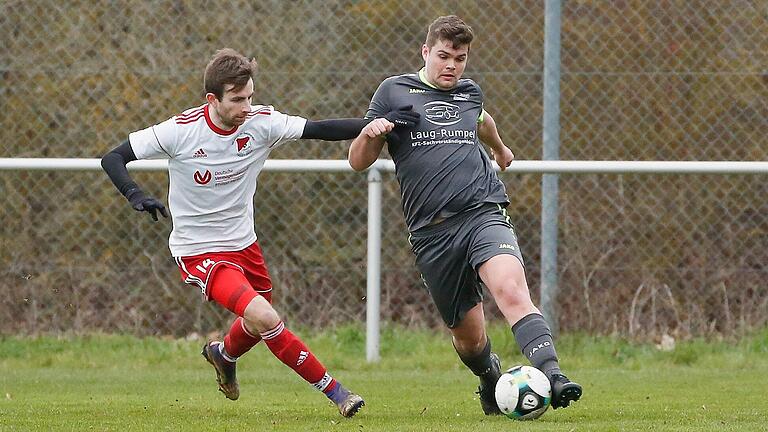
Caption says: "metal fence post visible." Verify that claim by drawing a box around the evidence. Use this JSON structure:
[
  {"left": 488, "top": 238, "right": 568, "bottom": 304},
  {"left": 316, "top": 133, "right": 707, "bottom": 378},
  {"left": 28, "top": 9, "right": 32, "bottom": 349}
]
[
  {"left": 541, "top": 0, "right": 562, "bottom": 335},
  {"left": 366, "top": 165, "right": 382, "bottom": 362}
]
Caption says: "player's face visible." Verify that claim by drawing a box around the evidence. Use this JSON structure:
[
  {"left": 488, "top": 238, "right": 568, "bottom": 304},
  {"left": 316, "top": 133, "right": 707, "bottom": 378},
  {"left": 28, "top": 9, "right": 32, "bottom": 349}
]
[
  {"left": 422, "top": 39, "right": 469, "bottom": 90},
  {"left": 209, "top": 78, "right": 254, "bottom": 129}
]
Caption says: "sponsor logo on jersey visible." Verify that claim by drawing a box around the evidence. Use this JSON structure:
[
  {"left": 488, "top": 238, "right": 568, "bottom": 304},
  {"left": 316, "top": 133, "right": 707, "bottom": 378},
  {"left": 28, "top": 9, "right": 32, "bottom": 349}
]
[
  {"left": 213, "top": 168, "right": 247, "bottom": 186},
  {"left": 424, "top": 101, "right": 462, "bottom": 126},
  {"left": 409, "top": 88, "right": 426, "bottom": 94},
  {"left": 234, "top": 132, "right": 256, "bottom": 157},
  {"left": 193, "top": 148, "right": 207, "bottom": 158},
  {"left": 193, "top": 170, "right": 212, "bottom": 185}
]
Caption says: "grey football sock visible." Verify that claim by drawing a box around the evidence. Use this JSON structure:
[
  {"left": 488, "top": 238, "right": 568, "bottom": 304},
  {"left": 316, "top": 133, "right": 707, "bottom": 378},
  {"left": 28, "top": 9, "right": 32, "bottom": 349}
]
[{"left": 512, "top": 313, "right": 561, "bottom": 379}]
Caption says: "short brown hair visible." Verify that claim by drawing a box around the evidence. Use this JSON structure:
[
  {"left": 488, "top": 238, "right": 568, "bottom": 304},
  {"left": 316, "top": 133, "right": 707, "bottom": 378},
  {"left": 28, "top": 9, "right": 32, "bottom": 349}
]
[
  {"left": 204, "top": 48, "right": 258, "bottom": 100},
  {"left": 425, "top": 15, "right": 474, "bottom": 48}
]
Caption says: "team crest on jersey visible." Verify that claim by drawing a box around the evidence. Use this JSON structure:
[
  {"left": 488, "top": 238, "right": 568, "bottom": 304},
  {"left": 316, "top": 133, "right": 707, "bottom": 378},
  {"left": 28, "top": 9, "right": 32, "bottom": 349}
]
[{"left": 234, "top": 132, "right": 256, "bottom": 157}]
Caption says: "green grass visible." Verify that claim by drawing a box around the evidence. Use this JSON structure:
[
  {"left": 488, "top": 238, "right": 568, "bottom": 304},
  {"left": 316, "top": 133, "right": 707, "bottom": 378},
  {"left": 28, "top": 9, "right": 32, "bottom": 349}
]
[{"left": 1, "top": 326, "right": 767, "bottom": 431}]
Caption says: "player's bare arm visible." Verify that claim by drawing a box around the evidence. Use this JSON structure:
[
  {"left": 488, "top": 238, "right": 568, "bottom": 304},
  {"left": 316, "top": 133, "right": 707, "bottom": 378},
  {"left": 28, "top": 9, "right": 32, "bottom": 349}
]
[
  {"left": 478, "top": 110, "right": 514, "bottom": 171},
  {"left": 348, "top": 118, "right": 393, "bottom": 171},
  {"left": 101, "top": 141, "right": 168, "bottom": 221}
]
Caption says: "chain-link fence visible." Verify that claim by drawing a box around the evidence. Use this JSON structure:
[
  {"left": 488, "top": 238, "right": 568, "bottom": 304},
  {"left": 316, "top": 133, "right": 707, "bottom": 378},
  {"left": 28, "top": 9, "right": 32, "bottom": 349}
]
[{"left": 2, "top": 1, "right": 766, "bottom": 339}]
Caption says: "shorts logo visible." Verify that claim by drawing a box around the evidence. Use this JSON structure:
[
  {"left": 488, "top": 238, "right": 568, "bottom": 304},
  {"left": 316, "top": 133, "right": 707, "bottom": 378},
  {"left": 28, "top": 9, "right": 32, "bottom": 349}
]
[
  {"left": 194, "top": 170, "right": 212, "bottom": 185},
  {"left": 424, "top": 101, "right": 461, "bottom": 126},
  {"left": 234, "top": 133, "right": 256, "bottom": 157}
]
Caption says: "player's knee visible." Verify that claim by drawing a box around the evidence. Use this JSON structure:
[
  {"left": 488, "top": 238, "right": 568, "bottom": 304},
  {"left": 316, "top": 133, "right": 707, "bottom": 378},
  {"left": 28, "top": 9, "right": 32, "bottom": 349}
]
[
  {"left": 242, "top": 296, "right": 281, "bottom": 332},
  {"left": 494, "top": 279, "right": 533, "bottom": 311},
  {"left": 451, "top": 320, "right": 487, "bottom": 354},
  {"left": 453, "top": 335, "right": 487, "bottom": 356}
]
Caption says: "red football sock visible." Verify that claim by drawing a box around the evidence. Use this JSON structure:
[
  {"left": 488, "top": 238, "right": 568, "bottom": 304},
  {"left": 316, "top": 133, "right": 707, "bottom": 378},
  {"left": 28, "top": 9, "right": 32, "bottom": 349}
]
[
  {"left": 260, "top": 321, "right": 337, "bottom": 392},
  {"left": 223, "top": 317, "right": 262, "bottom": 359}
]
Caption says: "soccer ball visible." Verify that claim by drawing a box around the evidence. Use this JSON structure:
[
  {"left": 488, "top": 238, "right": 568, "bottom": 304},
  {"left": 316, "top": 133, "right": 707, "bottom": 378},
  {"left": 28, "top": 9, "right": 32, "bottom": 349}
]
[{"left": 494, "top": 365, "right": 551, "bottom": 420}]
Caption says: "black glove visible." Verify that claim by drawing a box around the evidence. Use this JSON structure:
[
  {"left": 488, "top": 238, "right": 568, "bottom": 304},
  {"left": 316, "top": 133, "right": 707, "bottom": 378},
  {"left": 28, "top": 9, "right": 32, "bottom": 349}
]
[
  {"left": 384, "top": 105, "right": 420, "bottom": 128},
  {"left": 125, "top": 188, "right": 169, "bottom": 222}
]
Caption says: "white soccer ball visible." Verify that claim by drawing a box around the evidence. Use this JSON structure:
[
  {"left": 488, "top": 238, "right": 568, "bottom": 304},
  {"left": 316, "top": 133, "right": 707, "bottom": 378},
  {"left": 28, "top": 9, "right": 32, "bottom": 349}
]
[{"left": 494, "top": 365, "right": 551, "bottom": 420}]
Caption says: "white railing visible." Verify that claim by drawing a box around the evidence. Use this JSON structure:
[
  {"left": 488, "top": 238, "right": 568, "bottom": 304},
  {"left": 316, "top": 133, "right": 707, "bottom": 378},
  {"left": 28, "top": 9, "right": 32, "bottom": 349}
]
[
  {"left": 5, "top": 158, "right": 768, "bottom": 173},
  {"left": 3, "top": 158, "right": 768, "bottom": 361}
]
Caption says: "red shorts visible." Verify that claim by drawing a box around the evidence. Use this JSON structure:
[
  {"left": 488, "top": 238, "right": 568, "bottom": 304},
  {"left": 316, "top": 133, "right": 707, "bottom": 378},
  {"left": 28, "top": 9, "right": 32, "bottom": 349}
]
[{"left": 175, "top": 241, "right": 272, "bottom": 301}]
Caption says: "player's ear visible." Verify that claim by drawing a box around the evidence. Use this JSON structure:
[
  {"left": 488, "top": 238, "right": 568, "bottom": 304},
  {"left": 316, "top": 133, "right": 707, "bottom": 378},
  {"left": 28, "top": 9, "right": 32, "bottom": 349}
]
[
  {"left": 421, "top": 44, "right": 429, "bottom": 62},
  {"left": 205, "top": 92, "right": 219, "bottom": 105}
]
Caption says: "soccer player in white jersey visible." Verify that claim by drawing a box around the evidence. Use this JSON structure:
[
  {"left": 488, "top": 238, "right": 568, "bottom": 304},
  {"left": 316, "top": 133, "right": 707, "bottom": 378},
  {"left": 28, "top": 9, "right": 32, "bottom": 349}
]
[{"left": 101, "top": 48, "right": 418, "bottom": 418}]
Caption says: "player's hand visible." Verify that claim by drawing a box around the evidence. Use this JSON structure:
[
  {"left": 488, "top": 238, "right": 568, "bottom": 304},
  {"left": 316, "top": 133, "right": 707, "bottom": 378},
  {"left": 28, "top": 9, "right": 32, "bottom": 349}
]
[
  {"left": 384, "top": 105, "right": 420, "bottom": 128},
  {"left": 362, "top": 118, "right": 394, "bottom": 139},
  {"left": 126, "top": 189, "right": 169, "bottom": 221},
  {"left": 492, "top": 146, "right": 515, "bottom": 171}
]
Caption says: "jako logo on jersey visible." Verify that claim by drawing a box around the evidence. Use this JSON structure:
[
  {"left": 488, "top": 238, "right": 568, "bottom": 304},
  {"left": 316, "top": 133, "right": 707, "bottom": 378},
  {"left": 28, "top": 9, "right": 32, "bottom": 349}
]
[
  {"left": 499, "top": 243, "right": 516, "bottom": 250},
  {"left": 297, "top": 350, "right": 308, "bottom": 366},
  {"left": 193, "top": 148, "right": 207, "bottom": 158},
  {"left": 528, "top": 341, "right": 551, "bottom": 358},
  {"left": 424, "top": 101, "right": 461, "bottom": 126},
  {"left": 193, "top": 170, "right": 212, "bottom": 185},
  {"left": 234, "top": 132, "right": 256, "bottom": 157},
  {"left": 409, "top": 88, "right": 426, "bottom": 94}
]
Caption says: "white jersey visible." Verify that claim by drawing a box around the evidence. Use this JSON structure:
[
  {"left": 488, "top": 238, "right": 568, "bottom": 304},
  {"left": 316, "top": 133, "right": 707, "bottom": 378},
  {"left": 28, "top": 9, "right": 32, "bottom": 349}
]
[{"left": 128, "top": 103, "right": 306, "bottom": 257}]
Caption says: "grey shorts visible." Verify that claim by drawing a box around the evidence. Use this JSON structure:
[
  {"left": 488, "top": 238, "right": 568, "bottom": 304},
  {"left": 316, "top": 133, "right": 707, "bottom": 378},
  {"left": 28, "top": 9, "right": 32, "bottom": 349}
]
[{"left": 408, "top": 203, "right": 525, "bottom": 328}]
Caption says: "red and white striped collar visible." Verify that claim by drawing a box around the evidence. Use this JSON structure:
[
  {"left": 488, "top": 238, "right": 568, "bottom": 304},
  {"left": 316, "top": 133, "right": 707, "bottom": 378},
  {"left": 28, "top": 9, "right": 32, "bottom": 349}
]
[{"left": 204, "top": 104, "right": 238, "bottom": 136}]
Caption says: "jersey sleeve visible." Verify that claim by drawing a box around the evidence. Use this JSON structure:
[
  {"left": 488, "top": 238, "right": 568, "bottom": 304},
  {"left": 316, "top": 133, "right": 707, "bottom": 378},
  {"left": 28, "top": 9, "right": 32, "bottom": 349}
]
[
  {"left": 267, "top": 108, "right": 308, "bottom": 148},
  {"left": 128, "top": 117, "right": 177, "bottom": 159},
  {"left": 364, "top": 78, "right": 393, "bottom": 120}
]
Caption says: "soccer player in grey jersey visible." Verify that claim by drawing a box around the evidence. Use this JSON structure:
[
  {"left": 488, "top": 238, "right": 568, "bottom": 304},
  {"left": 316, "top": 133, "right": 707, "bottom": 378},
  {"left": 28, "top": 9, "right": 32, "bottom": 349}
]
[{"left": 349, "top": 15, "right": 582, "bottom": 414}]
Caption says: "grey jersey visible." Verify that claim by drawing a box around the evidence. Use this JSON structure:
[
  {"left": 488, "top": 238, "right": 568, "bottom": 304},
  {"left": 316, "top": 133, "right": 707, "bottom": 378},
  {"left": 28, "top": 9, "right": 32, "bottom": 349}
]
[{"left": 365, "top": 70, "right": 509, "bottom": 232}]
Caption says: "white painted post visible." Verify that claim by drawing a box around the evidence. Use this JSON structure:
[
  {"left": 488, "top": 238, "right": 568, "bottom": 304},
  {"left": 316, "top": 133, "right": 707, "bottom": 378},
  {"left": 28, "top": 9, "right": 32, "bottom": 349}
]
[{"left": 365, "top": 165, "right": 382, "bottom": 362}]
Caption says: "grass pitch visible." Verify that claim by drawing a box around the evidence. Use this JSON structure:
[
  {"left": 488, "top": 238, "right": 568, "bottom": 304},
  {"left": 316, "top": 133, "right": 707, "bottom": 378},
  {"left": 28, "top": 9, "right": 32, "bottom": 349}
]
[{"left": 1, "top": 326, "right": 766, "bottom": 431}]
